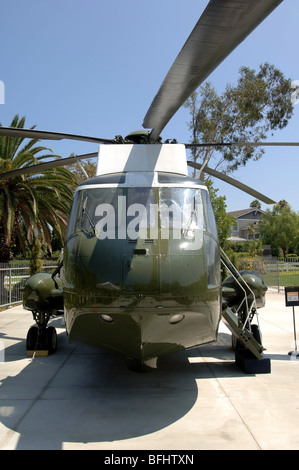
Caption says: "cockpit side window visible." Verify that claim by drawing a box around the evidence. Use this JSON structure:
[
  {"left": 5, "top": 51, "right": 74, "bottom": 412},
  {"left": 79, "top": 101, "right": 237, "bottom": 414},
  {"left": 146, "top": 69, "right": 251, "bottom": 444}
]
[
  {"left": 202, "top": 190, "right": 218, "bottom": 239},
  {"left": 66, "top": 191, "right": 82, "bottom": 238}
]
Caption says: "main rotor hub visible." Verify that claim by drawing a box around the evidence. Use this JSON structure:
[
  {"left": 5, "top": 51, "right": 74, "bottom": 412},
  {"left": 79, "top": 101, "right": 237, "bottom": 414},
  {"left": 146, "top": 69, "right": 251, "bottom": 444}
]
[{"left": 125, "top": 130, "right": 153, "bottom": 144}]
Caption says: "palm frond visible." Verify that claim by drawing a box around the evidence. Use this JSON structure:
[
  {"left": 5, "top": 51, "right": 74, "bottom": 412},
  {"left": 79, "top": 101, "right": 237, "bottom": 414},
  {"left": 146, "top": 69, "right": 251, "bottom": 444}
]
[{"left": 0, "top": 115, "right": 77, "bottom": 260}]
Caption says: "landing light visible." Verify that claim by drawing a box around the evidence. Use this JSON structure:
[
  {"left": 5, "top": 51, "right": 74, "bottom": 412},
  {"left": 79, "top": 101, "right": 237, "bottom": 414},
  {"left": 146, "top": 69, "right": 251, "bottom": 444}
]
[
  {"left": 99, "top": 314, "right": 114, "bottom": 323},
  {"left": 169, "top": 313, "right": 185, "bottom": 325}
]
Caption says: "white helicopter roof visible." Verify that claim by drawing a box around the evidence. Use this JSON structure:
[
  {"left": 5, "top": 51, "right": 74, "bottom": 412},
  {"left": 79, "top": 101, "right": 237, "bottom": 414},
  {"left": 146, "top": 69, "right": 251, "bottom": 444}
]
[{"left": 96, "top": 144, "right": 188, "bottom": 177}]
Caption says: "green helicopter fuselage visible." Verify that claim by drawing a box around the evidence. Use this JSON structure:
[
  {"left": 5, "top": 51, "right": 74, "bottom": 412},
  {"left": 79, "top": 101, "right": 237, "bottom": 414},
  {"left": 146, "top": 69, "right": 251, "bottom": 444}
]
[{"left": 63, "top": 146, "right": 222, "bottom": 368}]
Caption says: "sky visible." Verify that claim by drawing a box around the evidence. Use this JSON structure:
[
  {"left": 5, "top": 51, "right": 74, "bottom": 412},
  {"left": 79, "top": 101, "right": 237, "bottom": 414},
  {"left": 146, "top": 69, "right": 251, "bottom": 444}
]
[{"left": 0, "top": 0, "right": 298, "bottom": 213}]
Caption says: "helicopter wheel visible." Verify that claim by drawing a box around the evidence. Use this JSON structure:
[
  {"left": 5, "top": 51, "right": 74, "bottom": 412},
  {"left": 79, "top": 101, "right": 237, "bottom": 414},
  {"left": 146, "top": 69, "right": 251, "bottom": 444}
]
[
  {"left": 26, "top": 326, "right": 38, "bottom": 351},
  {"left": 45, "top": 326, "right": 57, "bottom": 354},
  {"left": 231, "top": 334, "right": 242, "bottom": 351},
  {"left": 26, "top": 325, "right": 57, "bottom": 354},
  {"left": 251, "top": 324, "right": 262, "bottom": 345}
]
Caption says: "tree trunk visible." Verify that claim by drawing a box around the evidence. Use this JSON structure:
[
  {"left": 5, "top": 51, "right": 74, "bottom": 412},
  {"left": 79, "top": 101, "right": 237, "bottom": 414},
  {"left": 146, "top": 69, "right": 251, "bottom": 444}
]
[{"left": 0, "top": 226, "right": 11, "bottom": 304}]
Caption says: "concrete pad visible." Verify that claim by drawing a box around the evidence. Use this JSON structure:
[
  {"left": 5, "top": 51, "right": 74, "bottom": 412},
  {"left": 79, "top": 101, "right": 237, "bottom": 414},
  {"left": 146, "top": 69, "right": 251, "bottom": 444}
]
[{"left": 0, "top": 287, "right": 299, "bottom": 450}]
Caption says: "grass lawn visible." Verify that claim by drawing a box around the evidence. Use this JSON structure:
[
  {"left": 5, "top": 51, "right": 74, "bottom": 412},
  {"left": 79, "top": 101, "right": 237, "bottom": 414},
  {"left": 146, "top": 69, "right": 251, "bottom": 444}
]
[{"left": 263, "top": 270, "right": 299, "bottom": 287}]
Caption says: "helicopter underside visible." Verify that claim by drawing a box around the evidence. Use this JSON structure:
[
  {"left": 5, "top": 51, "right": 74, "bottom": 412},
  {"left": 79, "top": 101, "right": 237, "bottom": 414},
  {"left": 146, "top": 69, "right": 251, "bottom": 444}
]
[{"left": 64, "top": 290, "right": 221, "bottom": 370}]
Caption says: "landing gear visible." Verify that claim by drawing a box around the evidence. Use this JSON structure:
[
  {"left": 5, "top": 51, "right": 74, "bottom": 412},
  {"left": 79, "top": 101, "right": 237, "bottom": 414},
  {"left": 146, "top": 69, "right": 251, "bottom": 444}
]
[
  {"left": 26, "top": 326, "right": 38, "bottom": 350},
  {"left": 26, "top": 310, "right": 58, "bottom": 356},
  {"left": 231, "top": 323, "right": 262, "bottom": 351}
]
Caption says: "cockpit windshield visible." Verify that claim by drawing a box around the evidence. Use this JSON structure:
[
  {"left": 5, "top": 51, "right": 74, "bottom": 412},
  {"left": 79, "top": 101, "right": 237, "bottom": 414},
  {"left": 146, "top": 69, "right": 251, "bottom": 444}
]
[
  {"left": 160, "top": 187, "right": 203, "bottom": 235},
  {"left": 67, "top": 186, "right": 218, "bottom": 241}
]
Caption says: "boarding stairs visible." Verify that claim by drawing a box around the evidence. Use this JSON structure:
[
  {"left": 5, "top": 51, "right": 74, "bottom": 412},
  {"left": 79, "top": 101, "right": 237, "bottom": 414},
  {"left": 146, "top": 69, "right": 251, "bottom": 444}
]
[{"left": 220, "top": 250, "right": 270, "bottom": 373}]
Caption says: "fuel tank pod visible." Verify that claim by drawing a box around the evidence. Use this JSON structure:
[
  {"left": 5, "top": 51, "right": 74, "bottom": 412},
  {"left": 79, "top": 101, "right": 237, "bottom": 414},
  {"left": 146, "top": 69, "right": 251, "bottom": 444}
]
[
  {"left": 23, "top": 272, "right": 64, "bottom": 313},
  {"left": 222, "top": 270, "right": 267, "bottom": 309}
]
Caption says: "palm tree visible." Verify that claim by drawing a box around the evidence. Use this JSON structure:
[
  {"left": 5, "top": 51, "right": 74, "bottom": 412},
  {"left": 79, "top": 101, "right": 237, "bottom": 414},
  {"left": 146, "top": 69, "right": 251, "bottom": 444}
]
[
  {"left": 250, "top": 199, "right": 261, "bottom": 210},
  {"left": 0, "top": 115, "right": 77, "bottom": 263}
]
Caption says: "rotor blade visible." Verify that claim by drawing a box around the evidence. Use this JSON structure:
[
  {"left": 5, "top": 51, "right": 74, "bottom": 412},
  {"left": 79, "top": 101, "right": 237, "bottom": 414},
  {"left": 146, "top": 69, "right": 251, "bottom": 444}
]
[
  {"left": 0, "top": 152, "right": 98, "bottom": 180},
  {"left": 0, "top": 127, "right": 115, "bottom": 144},
  {"left": 143, "top": 0, "right": 283, "bottom": 141},
  {"left": 185, "top": 141, "right": 299, "bottom": 148},
  {"left": 187, "top": 161, "right": 276, "bottom": 205}
]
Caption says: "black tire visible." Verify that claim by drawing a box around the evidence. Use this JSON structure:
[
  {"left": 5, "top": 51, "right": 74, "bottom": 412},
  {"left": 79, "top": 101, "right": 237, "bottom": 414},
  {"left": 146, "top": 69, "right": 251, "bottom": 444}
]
[
  {"left": 231, "top": 334, "right": 243, "bottom": 351},
  {"left": 251, "top": 324, "right": 262, "bottom": 345},
  {"left": 46, "top": 326, "right": 57, "bottom": 354},
  {"left": 26, "top": 326, "right": 38, "bottom": 350}
]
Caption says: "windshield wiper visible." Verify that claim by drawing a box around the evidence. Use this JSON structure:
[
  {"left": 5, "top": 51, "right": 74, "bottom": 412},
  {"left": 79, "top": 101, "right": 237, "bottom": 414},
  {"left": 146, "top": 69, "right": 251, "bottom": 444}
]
[{"left": 80, "top": 198, "right": 96, "bottom": 235}]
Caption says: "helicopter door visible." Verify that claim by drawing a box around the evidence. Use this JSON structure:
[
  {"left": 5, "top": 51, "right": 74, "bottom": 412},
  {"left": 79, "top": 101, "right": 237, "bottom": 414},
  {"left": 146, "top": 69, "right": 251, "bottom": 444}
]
[{"left": 122, "top": 187, "right": 159, "bottom": 293}]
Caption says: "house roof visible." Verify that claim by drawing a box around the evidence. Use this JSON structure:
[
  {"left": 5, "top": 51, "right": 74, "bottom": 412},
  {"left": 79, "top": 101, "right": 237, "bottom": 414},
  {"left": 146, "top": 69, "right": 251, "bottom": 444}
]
[
  {"left": 228, "top": 236, "right": 247, "bottom": 242},
  {"left": 228, "top": 208, "right": 264, "bottom": 219}
]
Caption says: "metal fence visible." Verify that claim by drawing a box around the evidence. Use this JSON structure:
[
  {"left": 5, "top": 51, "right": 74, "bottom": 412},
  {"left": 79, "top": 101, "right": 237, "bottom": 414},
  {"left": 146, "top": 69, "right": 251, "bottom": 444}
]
[
  {"left": 0, "top": 262, "right": 58, "bottom": 308},
  {"left": 262, "top": 258, "right": 299, "bottom": 292},
  {"left": 0, "top": 257, "right": 298, "bottom": 308}
]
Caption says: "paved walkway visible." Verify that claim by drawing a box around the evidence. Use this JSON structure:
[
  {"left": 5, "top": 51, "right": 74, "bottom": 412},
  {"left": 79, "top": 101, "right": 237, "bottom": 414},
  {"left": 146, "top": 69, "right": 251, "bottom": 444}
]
[{"left": 0, "top": 287, "right": 298, "bottom": 450}]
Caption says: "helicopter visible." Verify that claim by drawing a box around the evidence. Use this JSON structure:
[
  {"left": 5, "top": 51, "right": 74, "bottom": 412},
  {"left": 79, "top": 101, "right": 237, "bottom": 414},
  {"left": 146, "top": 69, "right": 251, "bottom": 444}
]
[{"left": 0, "top": 0, "right": 292, "bottom": 372}]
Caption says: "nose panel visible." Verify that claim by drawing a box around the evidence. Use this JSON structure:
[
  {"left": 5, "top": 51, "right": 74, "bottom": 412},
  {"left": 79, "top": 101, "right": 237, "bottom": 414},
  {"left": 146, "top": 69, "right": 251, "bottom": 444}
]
[{"left": 122, "top": 254, "right": 159, "bottom": 293}]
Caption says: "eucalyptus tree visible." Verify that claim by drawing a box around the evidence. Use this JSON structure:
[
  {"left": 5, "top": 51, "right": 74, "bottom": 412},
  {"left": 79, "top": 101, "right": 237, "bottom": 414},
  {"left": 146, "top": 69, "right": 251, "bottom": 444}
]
[{"left": 185, "top": 63, "right": 294, "bottom": 178}]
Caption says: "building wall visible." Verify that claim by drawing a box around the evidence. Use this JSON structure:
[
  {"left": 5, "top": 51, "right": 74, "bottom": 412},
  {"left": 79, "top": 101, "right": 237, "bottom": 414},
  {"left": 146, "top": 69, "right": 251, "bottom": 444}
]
[{"left": 229, "top": 209, "right": 263, "bottom": 241}]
